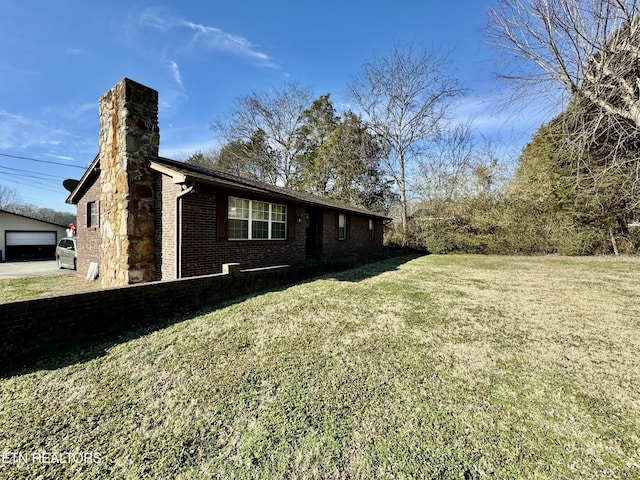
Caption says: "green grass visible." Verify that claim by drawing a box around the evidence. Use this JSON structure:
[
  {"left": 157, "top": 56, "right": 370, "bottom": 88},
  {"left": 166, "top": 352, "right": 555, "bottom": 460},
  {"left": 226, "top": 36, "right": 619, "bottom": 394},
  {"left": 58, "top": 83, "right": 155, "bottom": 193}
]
[
  {"left": 0, "top": 274, "right": 99, "bottom": 303},
  {"left": 1, "top": 255, "right": 639, "bottom": 479}
]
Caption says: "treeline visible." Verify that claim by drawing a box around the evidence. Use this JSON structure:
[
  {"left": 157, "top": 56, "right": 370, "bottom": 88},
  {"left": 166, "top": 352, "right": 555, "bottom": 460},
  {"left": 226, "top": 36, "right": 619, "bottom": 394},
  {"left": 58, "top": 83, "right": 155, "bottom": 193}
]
[
  {"left": 401, "top": 194, "right": 639, "bottom": 256},
  {"left": 187, "top": 32, "right": 639, "bottom": 256},
  {"left": 400, "top": 115, "right": 640, "bottom": 255},
  {"left": 191, "top": 81, "right": 639, "bottom": 255},
  {"left": 403, "top": 1, "right": 640, "bottom": 256},
  {"left": 187, "top": 91, "right": 395, "bottom": 214},
  {"left": 197, "top": 78, "right": 640, "bottom": 256},
  {"left": 2, "top": 200, "right": 76, "bottom": 227}
]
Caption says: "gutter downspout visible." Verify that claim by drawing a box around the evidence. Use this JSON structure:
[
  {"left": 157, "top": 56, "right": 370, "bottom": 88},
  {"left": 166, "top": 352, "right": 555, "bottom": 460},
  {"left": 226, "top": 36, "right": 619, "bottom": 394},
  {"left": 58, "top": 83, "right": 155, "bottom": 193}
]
[{"left": 176, "top": 184, "right": 194, "bottom": 279}]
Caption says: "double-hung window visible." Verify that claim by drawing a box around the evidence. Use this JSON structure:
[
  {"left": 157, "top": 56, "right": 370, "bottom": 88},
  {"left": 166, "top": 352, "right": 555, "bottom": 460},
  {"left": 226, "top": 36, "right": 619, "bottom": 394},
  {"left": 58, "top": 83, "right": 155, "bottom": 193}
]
[
  {"left": 338, "top": 214, "right": 347, "bottom": 240},
  {"left": 228, "top": 196, "right": 287, "bottom": 240},
  {"left": 87, "top": 201, "right": 99, "bottom": 228}
]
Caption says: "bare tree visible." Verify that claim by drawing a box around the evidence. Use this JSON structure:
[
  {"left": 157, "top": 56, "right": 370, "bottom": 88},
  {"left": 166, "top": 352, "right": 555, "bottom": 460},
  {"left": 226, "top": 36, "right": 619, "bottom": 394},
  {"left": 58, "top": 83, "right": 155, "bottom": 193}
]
[
  {"left": 416, "top": 123, "right": 477, "bottom": 204},
  {"left": 211, "top": 83, "right": 312, "bottom": 187},
  {"left": 0, "top": 185, "right": 21, "bottom": 210},
  {"left": 487, "top": 0, "right": 640, "bottom": 228},
  {"left": 488, "top": 0, "right": 640, "bottom": 122},
  {"left": 347, "top": 44, "right": 463, "bottom": 241},
  {"left": 416, "top": 126, "right": 511, "bottom": 226}
]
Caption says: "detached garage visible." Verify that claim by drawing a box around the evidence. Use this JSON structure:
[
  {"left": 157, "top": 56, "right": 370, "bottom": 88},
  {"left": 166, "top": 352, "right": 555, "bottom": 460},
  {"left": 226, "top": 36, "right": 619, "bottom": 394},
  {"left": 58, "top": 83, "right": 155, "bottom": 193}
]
[{"left": 0, "top": 209, "right": 68, "bottom": 261}]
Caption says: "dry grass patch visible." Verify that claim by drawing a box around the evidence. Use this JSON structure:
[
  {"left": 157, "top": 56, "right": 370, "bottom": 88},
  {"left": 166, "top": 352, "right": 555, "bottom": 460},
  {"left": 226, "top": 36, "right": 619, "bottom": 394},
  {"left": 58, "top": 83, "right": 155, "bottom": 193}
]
[
  {"left": 0, "top": 274, "right": 101, "bottom": 303},
  {"left": 1, "top": 254, "right": 639, "bottom": 479}
]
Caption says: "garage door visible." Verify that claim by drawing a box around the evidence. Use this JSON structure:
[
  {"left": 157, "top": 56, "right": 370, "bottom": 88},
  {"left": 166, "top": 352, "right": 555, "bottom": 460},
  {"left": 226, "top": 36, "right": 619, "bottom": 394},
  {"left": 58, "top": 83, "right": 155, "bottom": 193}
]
[{"left": 5, "top": 231, "right": 57, "bottom": 260}]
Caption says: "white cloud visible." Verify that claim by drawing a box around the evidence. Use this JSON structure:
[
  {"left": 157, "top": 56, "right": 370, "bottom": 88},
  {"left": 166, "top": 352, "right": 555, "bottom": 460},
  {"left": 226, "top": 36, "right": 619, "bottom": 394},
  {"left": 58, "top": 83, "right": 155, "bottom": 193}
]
[
  {"left": 139, "top": 7, "right": 277, "bottom": 68},
  {"left": 182, "top": 21, "right": 276, "bottom": 67},
  {"left": 0, "top": 110, "right": 70, "bottom": 151},
  {"left": 167, "top": 60, "right": 184, "bottom": 90},
  {"left": 157, "top": 122, "right": 222, "bottom": 159},
  {"left": 158, "top": 88, "right": 189, "bottom": 113},
  {"left": 0, "top": 64, "right": 37, "bottom": 76},
  {"left": 44, "top": 153, "right": 75, "bottom": 161},
  {"left": 62, "top": 102, "right": 95, "bottom": 121},
  {"left": 139, "top": 7, "right": 178, "bottom": 31}
]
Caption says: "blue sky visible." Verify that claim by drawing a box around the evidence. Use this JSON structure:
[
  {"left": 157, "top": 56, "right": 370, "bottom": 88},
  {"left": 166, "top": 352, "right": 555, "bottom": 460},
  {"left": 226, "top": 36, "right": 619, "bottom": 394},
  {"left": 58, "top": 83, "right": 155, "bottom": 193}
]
[{"left": 0, "top": 1, "right": 547, "bottom": 214}]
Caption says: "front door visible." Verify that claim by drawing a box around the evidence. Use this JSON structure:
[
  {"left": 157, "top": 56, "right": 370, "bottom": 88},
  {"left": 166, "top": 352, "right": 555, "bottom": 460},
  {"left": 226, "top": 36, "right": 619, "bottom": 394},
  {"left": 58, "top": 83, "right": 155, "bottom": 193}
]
[{"left": 305, "top": 209, "right": 323, "bottom": 260}]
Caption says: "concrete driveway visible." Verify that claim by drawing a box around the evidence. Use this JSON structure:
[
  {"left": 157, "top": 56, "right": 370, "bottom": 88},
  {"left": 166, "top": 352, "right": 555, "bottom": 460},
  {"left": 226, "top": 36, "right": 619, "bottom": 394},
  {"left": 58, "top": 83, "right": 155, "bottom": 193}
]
[{"left": 0, "top": 260, "right": 75, "bottom": 279}]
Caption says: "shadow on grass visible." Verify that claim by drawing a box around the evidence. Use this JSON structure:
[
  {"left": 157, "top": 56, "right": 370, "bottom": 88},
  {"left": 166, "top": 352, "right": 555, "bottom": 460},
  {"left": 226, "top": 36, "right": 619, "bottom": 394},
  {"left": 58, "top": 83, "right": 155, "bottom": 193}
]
[
  {"left": 323, "top": 252, "right": 423, "bottom": 282},
  {"left": 1, "top": 254, "right": 423, "bottom": 379}
]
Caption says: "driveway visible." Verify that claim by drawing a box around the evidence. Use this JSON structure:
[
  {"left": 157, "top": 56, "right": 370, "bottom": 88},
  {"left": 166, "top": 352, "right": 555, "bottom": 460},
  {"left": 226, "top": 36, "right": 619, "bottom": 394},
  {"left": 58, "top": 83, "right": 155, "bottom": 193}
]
[{"left": 0, "top": 260, "right": 74, "bottom": 279}]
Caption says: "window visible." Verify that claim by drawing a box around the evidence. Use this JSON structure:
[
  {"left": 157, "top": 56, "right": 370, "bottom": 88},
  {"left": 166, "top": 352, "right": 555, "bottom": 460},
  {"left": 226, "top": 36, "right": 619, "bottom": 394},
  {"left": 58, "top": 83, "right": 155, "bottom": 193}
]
[
  {"left": 271, "top": 204, "right": 287, "bottom": 239},
  {"left": 338, "top": 214, "right": 347, "bottom": 240},
  {"left": 228, "top": 197, "right": 249, "bottom": 239},
  {"left": 87, "top": 201, "right": 99, "bottom": 228},
  {"left": 228, "top": 196, "right": 287, "bottom": 240},
  {"left": 251, "top": 201, "right": 269, "bottom": 239},
  {"left": 369, "top": 219, "right": 375, "bottom": 240}
]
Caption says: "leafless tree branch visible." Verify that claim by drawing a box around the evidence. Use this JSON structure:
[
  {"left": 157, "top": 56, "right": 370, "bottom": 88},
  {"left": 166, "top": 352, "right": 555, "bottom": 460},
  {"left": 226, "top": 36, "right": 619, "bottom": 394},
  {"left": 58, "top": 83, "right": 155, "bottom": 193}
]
[
  {"left": 347, "top": 43, "right": 464, "bottom": 239},
  {"left": 487, "top": 0, "right": 640, "bottom": 234}
]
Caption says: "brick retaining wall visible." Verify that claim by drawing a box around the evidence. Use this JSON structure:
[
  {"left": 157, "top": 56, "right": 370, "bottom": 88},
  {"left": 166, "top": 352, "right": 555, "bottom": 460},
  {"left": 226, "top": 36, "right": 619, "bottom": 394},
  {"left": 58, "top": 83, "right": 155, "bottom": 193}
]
[{"left": 0, "top": 251, "right": 408, "bottom": 365}]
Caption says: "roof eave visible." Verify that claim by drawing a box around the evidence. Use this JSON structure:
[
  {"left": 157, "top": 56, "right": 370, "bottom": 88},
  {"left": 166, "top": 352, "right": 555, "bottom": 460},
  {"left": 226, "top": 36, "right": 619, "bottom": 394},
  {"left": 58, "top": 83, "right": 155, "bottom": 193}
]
[
  {"left": 181, "top": 174, "right": 390, "bottom": 218},
  {"left": 149, "top": 161, "right": 187, "bottom": 184},
  {"left": 149, "top": 156, "right": 391, "bottom": 219},
  {"left": 66, "top": 155, "right": 100, "bottom": 204}
]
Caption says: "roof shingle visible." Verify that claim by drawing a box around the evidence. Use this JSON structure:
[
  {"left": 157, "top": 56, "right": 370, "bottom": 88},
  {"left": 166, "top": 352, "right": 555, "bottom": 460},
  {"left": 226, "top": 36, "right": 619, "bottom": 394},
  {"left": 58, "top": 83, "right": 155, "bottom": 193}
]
[{"left": 149, "top": 156, "right": 390, "bottom": 219}]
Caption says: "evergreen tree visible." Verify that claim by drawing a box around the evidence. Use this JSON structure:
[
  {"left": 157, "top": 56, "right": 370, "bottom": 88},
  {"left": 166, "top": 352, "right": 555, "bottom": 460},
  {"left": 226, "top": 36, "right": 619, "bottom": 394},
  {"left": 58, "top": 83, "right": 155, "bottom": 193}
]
[{"left": 296, "top": 95, "right": 394, "bottom": 211}]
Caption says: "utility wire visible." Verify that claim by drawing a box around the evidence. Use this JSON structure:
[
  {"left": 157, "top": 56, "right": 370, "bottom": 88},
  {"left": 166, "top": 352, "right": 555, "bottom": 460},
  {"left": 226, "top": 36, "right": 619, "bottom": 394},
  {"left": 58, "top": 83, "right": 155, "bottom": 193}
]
[
  {"left": 0, "top": 164, "right": 67, "bottom": 181},
  {"left": 0, "top": 173, "right": 65, "bottom": 194},
  {"left": 0, "top": 152, "right": 87, "bottom": 170}
]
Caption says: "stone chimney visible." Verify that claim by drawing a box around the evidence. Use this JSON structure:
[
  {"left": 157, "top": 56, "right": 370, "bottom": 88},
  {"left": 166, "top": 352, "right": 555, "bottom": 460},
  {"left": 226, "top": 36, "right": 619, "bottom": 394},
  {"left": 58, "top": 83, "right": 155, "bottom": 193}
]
[{"left": 98, "top": 78, "right": 159, "bottom": 287}]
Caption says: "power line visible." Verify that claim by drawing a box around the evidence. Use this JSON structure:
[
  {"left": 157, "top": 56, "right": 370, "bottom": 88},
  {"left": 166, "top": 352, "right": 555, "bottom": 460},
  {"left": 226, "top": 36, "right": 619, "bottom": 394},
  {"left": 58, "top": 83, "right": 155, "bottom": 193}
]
[
  {"left": 0, "top": 173, "right": 65, "bottom": 194},
  {"left": 0, "top": 152, "right": 87, "bottom": 170},
  {"left": 0, "top": 164, "right": 68, "bottom": 181}
]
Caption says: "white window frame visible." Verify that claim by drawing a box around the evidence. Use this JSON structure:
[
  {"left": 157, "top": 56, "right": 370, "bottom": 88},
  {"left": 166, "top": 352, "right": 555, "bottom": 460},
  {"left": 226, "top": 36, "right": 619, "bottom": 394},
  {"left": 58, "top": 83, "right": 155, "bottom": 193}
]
[
  {"left": 338, "top": 213, "right": 347, "bottom": 240},
  {"left": 87, "top": 201, "right": 99, "bottom": 228},
  {"left": 228, "top": 196, "right": 287, "bottom": 240}
]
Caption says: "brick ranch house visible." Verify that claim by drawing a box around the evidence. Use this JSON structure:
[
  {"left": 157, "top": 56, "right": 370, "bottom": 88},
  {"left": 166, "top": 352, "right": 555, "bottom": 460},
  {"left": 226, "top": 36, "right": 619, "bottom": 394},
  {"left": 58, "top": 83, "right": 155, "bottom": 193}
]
[{"left": 66, "top": 78, "right": 388, "bottom": 288}]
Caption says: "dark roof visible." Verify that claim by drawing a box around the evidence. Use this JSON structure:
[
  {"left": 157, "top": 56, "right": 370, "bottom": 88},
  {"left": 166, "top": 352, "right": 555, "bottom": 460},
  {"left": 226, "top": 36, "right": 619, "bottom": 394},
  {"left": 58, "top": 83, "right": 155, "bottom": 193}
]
[
  {"left": 149, "top": 156, "right": 389, "bottom": 219},
  {"left": 67, "top": 155, "right": 389, "bottom": 219}
]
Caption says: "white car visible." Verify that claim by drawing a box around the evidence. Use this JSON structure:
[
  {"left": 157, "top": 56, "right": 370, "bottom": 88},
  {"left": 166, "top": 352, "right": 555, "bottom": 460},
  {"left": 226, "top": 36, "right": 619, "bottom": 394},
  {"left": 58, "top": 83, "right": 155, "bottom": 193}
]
[{"left": 56, "top": 237, "right": 77, "bottom": 270}]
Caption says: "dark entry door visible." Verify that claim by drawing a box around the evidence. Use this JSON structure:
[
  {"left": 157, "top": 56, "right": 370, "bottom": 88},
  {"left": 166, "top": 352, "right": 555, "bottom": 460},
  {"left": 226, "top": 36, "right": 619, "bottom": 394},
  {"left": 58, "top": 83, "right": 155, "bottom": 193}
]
[{"left": 305, "top": 209, "right": 323, "bottom": 259}]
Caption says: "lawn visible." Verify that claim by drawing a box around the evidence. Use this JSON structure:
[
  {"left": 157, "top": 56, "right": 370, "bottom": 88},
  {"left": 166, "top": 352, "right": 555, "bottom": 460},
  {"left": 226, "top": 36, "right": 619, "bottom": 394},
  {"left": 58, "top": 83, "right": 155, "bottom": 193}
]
[
  {"left": 1, "top": 255, "right": 639, "bottom": 479},
  {"left": 0, "top": 273, "right": 100, "bottom": 303}
]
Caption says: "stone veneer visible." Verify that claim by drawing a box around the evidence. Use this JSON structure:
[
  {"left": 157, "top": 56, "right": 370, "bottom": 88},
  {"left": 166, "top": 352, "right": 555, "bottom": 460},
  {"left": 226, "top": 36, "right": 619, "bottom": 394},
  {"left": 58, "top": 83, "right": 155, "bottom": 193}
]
[{"left": 98, "top": 78, "right": 159, "bottom": 287}]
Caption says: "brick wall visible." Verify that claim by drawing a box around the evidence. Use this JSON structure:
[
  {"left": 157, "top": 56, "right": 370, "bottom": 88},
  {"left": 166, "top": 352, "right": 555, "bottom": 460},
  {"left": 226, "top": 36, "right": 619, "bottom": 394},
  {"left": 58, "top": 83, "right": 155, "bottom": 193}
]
[
  {"left": 0, "top": 252, "right": 406, "bottom": 365},
  {"left": 180, "top": 187, "right": 218, "bottom": 276},
  {"left": 159, "top": 184, "right": 309, "bottom": 278},
  {"left": 76, "top": 167, "right": 386, "bottom": 282},
  {"left": 76, "top": 180, "right": 101, "bottom": 275},
  {"left": 189, "top": 201, "right": 307, "bottom": 275},
  {"left": 321, "top": 211, "right": 384, "bottom": 261},
  {"left": 154, "top": 173, "right": 180, "bottom": 280}
]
